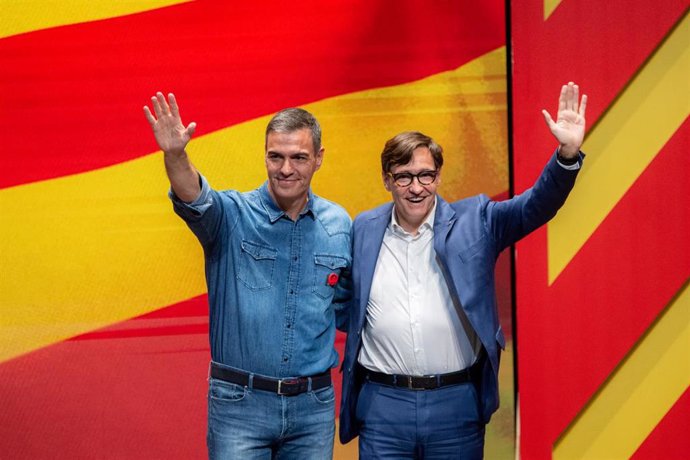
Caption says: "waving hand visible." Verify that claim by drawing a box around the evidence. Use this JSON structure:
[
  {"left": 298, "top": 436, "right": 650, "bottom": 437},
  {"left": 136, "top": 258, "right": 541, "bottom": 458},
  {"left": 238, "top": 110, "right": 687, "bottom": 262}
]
[
  {"left": 144, "top": 92, "right": 197, "bottom": 154},
  {"left": 542, "top": 82, "right": 587, "bottom": 158},
  {"left": 143, "top": 92, "right": 200, "bottom": 202}
]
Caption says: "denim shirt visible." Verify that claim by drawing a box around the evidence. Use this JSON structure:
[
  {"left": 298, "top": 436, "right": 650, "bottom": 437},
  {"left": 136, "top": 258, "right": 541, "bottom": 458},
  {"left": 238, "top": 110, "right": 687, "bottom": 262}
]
[{"left": 170, "top": 175, "right": 352, "bottom": 378}]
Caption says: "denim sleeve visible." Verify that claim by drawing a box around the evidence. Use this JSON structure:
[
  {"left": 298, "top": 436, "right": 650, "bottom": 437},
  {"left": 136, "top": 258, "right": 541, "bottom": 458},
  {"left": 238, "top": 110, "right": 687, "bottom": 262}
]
[{"left": 169, "top": 174, "right": 225, "bottom": 249}]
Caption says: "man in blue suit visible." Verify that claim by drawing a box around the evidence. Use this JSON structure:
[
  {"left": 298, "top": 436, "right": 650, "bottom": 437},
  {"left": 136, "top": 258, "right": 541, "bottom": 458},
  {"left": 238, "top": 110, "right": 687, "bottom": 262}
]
[{"left": 339, "top": 82, "right": 588, "bottom": 458}]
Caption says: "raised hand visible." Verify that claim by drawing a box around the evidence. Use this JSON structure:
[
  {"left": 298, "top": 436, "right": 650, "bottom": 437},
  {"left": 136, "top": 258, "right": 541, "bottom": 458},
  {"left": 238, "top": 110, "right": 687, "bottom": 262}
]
[
  {"left": 144, "top": 92, "right": 197, "bottom": 155},
  {"left": 542, "top": 82, "right": 587, "bottom": 158},
  {"left": 144, "top": 92, "right": 200, "bottom": 202}
]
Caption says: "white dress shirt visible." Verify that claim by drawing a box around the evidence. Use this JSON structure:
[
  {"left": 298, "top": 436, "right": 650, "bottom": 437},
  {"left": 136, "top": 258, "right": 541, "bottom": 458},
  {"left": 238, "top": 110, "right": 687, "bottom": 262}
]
[{"left": 358, "top": 199, "right": 481, "bottom": 376}]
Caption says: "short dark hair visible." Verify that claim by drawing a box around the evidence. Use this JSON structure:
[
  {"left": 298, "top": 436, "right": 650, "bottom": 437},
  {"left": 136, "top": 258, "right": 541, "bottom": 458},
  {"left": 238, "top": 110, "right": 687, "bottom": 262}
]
[
  {"left": 266, "top": 108, "right": 322, "bottom": 153},
  {"left": 380, "top": 131, "right": 443, "bottom": 173}
]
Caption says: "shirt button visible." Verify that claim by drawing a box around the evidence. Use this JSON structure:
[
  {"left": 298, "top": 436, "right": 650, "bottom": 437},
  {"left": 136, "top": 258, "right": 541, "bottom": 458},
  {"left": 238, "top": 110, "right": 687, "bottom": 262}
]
[{"left": 290, "top": 290, "right": 294, "bottom": 295}]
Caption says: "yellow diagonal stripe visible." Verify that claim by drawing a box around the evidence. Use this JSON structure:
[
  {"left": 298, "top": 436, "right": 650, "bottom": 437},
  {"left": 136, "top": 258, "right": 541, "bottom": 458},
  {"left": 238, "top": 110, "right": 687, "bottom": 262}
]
[
  {"left": 0, "top": 0, "right": 189, "bottom": 39},
  {"left": 553, "top": 280, "right": 690, "bottom": 459},
  {"left": 547, "top": 13, "right": 690, "bottom": 284},
  {"left": 0, "top": 47, "right": 507, "bottom": 363},
  {"left": 544, "top": 0, "right": 564, "bottom": 20}
]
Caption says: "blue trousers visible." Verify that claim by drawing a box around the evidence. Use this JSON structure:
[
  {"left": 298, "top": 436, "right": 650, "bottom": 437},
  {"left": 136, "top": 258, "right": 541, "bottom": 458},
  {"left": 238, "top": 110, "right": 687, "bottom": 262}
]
[
  {"left": 356, "top": 380, "right": 485, "bottom": 459},
  {"left": 206, "top": 376, "right": 335, "bottom": 459}
]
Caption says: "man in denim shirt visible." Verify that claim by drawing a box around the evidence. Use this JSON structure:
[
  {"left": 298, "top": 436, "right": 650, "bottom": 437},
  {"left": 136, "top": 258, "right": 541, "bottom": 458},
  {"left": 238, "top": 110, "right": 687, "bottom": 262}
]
[{"left": 144, "top": 93, "right": 351, "bottom": 459}]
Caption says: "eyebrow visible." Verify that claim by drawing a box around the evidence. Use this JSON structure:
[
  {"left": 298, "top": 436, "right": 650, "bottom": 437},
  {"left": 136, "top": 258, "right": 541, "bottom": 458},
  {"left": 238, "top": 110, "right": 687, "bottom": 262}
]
[
  {"left": 391, "top": 169, "right": 436, "bottom": 175},
  {"left": 267, "top": 150, "right": 311, "bottom": 157}
]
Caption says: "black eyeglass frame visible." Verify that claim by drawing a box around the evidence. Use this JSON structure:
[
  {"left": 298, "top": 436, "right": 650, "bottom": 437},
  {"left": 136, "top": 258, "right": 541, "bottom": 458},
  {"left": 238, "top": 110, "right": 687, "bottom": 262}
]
[{"left": 387, "top": 170, "right": 439, "bottom": 187}]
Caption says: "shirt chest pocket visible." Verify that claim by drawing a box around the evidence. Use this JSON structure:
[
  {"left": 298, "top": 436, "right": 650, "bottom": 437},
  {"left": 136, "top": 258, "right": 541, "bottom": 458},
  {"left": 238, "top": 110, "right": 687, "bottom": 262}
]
[
  {"left": 312, "top": 254, "right": 348, "bottom": 300},
  {"left": 237, "top": 240, "right": 278, "bottom": 290}
]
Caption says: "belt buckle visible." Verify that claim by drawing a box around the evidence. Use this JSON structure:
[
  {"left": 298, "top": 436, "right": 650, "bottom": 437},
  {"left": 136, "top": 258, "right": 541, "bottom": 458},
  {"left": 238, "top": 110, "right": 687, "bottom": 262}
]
[
  {"left": 407, "top": 376, "right": 434, "bottom": 390},
  {"left": 407, "top": 376, "right": 424, "bottom": 391},
  {"left": 277, "top": 378, "right": 299, "bottom": 396}
]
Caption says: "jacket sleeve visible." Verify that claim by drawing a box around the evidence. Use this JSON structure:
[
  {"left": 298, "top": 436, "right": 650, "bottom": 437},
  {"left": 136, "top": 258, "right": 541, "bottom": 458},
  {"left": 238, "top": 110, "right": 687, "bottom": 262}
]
[
  {"left": 334, "top": 222, "right": 356, "bottom": 332},
  {"left": 485, "top": 150, "right": 584, "bottom": 252}
]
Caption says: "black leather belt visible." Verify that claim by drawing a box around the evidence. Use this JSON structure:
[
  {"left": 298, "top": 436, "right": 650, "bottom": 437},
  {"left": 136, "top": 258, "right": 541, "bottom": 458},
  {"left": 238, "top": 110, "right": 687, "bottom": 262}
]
[
  {"left": 363, "top": 364, "right": 478, "bottom": 391},
  {"left": 210, "top": 363, "right": 331, "bottom": 396}
]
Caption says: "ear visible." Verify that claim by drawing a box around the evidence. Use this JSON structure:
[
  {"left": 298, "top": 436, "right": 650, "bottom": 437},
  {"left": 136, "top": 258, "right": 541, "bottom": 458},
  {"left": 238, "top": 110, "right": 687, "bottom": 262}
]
[
  {"left": 314, "top": 146, "right": 325, "bottom": 170},
  {"left": 436, "top": 167, "right": 442, "bottom": 186},
  {"left": 382, "top": 171, "right": 392, "bottom": 192}
]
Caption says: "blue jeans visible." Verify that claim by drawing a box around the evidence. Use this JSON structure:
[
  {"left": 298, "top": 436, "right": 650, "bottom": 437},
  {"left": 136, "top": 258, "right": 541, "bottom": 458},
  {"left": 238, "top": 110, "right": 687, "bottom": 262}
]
[
  {"left": 207, "top": 376, "right": 335, "bottom": 459},
  {"left": 356, "top": 381, "right": 485, "bottom": 459}
]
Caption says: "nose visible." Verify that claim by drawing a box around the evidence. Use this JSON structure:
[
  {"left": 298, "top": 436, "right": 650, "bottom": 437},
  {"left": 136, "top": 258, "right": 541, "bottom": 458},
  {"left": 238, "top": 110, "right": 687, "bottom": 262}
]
[
  {"left": 408, "top": 177, "right": 424, "bottom": 193},
  {"left": 280, "top": 159, "right": 294, "bottom": 176}
]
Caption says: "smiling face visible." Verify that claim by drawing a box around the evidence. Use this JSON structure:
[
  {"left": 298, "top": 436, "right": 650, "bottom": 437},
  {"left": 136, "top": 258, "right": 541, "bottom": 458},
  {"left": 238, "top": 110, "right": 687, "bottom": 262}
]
[
  {"left": 384, "top": 146, "right": 441, "bottom": 234},
  {"left": 265, "top": 128, "right": 323, "bottom": 218}
]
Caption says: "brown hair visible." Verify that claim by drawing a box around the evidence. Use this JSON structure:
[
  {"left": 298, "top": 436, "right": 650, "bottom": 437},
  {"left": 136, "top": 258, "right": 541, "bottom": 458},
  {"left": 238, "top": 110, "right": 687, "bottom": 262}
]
[
  {"left": 266, "top": 108, "right": 322, "bottom": 153},
  {"left": 381, "top": 131, "right": 443, "bottom": 173}
]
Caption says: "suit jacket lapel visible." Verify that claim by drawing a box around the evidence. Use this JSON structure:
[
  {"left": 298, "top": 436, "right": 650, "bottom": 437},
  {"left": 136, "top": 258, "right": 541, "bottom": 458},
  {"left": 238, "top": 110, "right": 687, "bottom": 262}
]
[
  {"left": 357, "top": 204, "right": 392, "bottom": 329},
  {"left": 432, "top": 195, "right": 457, "bottom": 264}
]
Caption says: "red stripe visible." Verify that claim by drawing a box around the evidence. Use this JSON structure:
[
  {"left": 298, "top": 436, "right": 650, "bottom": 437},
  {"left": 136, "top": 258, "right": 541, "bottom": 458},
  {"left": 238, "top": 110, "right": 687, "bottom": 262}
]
[
  {"left": 631, "top": 386, "right": 690, "bottom": 459},
  {"left": 0, "top": 0, "right": 504, "bottom": 189},
  {"left": 517, "top": 118, "right": 690, "bottom": 459},
  {"left": 66, "top": 296, "right": 207, "bottom": 340},
  {"left": 512, "top": 3, "right": 689, "bottom": 458},
  {"left": 0, "top": 295, "right": 349, "bottom": 458},
  {"left": 0, "top": 327, "right": 210, "bottom": 458},
  {"left": 71, "top": 323, "right": 208, "bottom": 340},
  {"left": 511, "top": 0, "right": 688, "bottom": 187},
  {"left": 134, "top": 294, "right": 207, "bottom": 319}
]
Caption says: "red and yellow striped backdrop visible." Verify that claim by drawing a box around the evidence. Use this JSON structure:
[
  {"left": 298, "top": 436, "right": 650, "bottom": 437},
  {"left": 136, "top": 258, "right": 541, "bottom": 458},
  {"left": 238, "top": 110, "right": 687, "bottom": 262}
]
[
  {"left": 0, "top": 1, "right": 510, "bottom": 458},
  {"left": 512, "top": 1, "right": 689, "bottom": 459}
]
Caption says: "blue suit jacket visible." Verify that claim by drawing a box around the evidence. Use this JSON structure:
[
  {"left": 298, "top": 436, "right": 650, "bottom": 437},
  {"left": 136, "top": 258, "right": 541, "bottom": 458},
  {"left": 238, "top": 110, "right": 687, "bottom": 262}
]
[{"left": 338, "top": 152, "right": 582, "bottom": 443}]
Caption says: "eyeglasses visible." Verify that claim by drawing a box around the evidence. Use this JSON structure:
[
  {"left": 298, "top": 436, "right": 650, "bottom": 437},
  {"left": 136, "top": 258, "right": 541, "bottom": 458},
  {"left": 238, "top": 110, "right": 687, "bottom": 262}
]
[{"left": 387, "top": 170, "right": 438, "bottom": 187}]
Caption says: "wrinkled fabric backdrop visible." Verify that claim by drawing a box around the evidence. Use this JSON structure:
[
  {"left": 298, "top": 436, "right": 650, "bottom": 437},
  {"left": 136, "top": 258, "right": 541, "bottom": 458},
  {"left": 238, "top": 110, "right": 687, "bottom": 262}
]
[{"left": 1, "top": 1, "right": 687, "bottom": 458}]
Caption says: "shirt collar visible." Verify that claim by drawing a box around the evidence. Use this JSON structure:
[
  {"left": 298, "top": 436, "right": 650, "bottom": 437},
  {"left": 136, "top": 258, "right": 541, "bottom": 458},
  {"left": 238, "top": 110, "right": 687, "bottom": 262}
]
[
  {"left": 259, "top": 181, "right": 315, "bottom": 223},
  {"left": 390, "top": 196, "right": 437, "bottom": 236}
]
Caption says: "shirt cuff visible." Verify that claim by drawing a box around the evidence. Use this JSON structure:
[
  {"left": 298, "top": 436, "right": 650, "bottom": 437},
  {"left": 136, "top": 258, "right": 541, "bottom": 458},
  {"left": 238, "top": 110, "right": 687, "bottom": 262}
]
[
  {"left": 168, "top": 174, "right": 214, "bottom": 216},
  {"left": 556, "top": 150, "right": 584, "bottom": 170},
  {"left": 557, "top": 159, "right": 581, "bottom": 170}
]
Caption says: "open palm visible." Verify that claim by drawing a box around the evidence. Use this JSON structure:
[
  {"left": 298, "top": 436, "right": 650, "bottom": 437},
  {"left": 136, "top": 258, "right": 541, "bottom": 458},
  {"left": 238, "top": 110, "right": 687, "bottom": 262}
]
[
  {"left": 542, "top": 82, "right": 587, "bottom": 157},
  {"left": 143, "top": 92, "right": 196, "bottom": 154}
]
